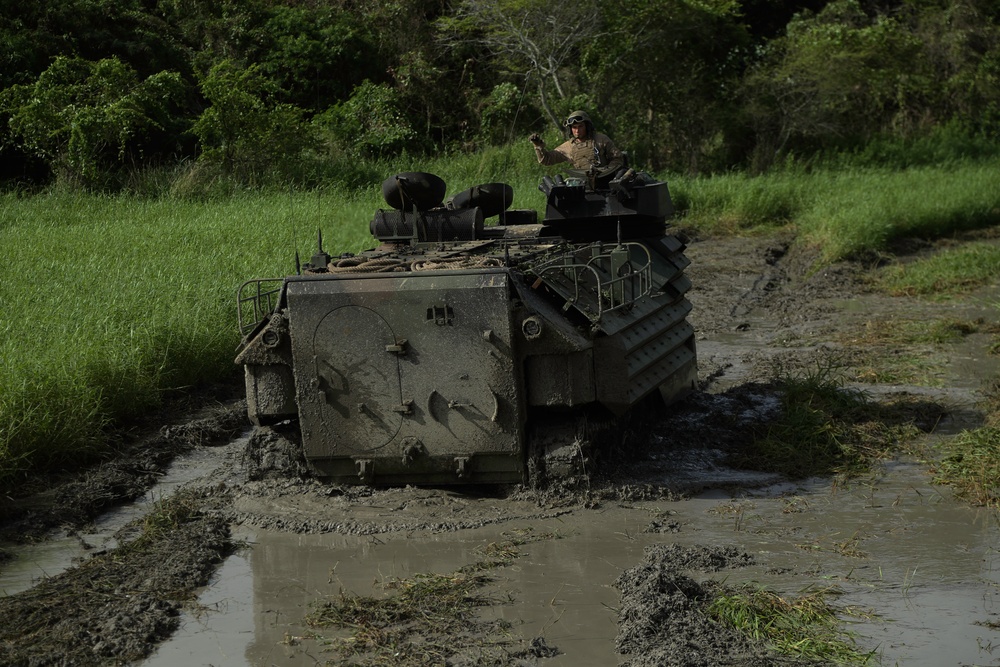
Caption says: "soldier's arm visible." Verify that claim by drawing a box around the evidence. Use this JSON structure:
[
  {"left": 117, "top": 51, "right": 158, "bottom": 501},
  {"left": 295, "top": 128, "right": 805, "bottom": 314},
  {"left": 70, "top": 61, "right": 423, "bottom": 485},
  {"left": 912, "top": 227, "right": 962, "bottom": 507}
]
[{"left": 534, "top": 140, "right": 572, "bottom": 166}]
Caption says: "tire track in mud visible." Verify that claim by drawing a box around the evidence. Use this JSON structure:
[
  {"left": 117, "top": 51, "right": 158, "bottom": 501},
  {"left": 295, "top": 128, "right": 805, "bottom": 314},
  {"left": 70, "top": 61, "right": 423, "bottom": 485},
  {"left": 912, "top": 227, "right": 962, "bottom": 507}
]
[
  {"left": 0, "top": 395, "right": 247, "bottom": 544},
  {"left": 726, "top": 242, "right": 790, "bottom": 320}
]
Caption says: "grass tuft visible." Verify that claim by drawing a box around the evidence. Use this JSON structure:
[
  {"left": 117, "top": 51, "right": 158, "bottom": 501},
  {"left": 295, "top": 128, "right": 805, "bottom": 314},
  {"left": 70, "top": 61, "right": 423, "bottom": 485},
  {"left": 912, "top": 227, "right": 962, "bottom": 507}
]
[
  {"left": 877, "top": 242, "right": 1000, "bottom": 297},
  {"left": 932, "top": 377, "right": 1000, "bottom": 507},
  {"left": 933, "top": 426, "right": 1000, "bottom": 507},
  {"left": 842, "top": 316, "right": 996, "bottom": 387},
  {"left": 305, "top": 528, "right": 557, "bottom": 666},
  {"left": 708, "top": 584, "right": 875, "bottom": 664},
  {"left": 732, "top": 361, "right": 923, "bottom": 478}
]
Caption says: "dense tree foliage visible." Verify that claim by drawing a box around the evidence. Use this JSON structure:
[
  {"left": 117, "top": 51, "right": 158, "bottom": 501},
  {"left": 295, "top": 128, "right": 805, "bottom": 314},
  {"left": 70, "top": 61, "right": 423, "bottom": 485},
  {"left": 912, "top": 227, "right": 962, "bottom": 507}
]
[
  {"left": 190, "top": 59, "right": 317, "bottom": 182},
  {"left": 0, "top": 0, "right": 997, "bottom": 189},
  {"left": 0, "top": 56, "right": 184, "bottom": 187},
  {"left": 438, "top": 0, "right": 607, "bottom": 128},
  {"left": 585, "top": 0, "right": 753, "bottom": 172}
]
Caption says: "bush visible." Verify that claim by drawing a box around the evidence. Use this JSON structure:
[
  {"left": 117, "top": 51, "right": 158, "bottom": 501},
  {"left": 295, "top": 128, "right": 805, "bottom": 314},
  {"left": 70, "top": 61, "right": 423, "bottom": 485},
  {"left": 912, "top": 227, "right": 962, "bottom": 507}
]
[
  {"left": 0, "top": 56, "right": 184, "bottom": 190},
  {"left": 190, "top": 60, "right": 319, "bottom": 188},
  {"left": 313, "top": 81, "right": 417, "bottom": 159}
]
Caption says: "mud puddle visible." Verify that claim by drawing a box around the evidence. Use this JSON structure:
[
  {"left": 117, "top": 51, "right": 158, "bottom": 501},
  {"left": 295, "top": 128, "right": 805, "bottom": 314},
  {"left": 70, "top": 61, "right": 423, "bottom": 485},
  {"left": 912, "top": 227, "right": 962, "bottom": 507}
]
[
  {"left": 0, "top": 436, "right": 246, "bottom": 596},
  {"left": 140, "top": 452, "right": 1000, "bottom": 667}
]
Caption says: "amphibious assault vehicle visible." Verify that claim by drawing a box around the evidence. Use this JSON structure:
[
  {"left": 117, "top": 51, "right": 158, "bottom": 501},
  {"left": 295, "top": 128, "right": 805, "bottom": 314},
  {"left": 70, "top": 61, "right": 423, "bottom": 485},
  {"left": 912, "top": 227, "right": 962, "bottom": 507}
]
[{"left": 236, "top": 167, "right": 697, "bottom": 486}]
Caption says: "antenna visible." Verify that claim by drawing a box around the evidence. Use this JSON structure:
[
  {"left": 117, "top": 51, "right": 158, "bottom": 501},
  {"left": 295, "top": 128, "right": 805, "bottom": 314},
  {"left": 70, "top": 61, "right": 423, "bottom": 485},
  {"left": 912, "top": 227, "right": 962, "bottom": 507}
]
[{"left": 289, "top": 184, "right": 300, "bottom": 274}]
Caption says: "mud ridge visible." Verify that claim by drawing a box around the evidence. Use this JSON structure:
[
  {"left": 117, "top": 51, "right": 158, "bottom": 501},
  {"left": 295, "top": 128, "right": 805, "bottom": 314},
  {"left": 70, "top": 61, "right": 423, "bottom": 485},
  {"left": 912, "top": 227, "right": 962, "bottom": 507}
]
[
  {"left": 614, "top": 545, "right": 822, "bottom": 667},
  {"left": 0, "top": 394, "right": 248, "bottom": 542},
  {"left": 0, "top": 494, "right": 233, "bottom": 666}
]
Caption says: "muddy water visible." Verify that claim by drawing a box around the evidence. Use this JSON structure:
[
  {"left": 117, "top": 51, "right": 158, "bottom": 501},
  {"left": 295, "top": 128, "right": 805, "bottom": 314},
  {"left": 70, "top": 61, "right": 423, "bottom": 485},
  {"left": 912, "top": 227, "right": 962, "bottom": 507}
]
[
  {"left": 0, "top": 442, "right": 242, "bottom": 596},
  {"left": 139, "top": 452, "right": 1000, "bottom": 667}
]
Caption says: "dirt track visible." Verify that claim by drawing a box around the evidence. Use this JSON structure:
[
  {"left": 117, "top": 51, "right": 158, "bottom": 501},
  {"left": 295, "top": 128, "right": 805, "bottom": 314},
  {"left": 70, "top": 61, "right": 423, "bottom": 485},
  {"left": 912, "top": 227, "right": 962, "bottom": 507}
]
[{"left": 2, "top": 231, "right": 999, "bottom": 666}]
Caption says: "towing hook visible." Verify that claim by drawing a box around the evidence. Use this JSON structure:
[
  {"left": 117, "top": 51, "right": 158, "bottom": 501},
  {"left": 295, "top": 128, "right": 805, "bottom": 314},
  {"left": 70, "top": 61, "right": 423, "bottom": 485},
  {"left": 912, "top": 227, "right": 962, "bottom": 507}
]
[{"left": 401, "top": 438, "right": 425, "bottom": 466}]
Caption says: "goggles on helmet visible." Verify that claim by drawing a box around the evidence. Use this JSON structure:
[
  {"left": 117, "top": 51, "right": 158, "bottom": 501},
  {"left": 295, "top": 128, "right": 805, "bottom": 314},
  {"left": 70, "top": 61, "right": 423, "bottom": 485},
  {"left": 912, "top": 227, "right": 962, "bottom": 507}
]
[{"left": 564, "top": 115, "right": 586, "bottom": 127}]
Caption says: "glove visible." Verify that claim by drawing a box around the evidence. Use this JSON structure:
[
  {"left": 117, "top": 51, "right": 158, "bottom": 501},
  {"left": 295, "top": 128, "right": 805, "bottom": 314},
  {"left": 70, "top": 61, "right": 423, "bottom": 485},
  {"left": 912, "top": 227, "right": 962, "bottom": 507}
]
[{"left": 529, "top": 133, "right": 544, "bottom": 147}]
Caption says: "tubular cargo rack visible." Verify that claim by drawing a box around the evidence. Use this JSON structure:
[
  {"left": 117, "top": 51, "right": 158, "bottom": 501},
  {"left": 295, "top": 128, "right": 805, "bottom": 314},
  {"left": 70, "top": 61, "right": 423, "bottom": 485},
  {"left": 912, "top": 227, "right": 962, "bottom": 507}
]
[
  {"left": 237, "top": 278, "right": 285, "bottom": 338},
  {"left": 527, "top": 241, "right": 653, "bottom": 321}
]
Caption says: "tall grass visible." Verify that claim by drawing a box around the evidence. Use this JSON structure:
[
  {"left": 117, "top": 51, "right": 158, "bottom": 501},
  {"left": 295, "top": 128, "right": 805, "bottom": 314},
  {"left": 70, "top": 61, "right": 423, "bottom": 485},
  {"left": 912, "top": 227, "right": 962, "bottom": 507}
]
[
  {"left": 670, "top": 160, "right": 1000, "bottom": 261},
  {"left": 0, "top": 190, "right": 375, "bottom": 486},
  {"left": 669, "top": 170, "right": 812, "bottom": 232}
]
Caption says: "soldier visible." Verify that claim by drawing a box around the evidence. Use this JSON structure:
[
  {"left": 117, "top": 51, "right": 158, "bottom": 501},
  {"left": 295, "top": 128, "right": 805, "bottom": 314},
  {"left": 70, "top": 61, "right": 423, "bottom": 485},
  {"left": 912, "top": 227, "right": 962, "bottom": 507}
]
[{"left": 529, "top": 110, "right": 624, "bottom": 178}]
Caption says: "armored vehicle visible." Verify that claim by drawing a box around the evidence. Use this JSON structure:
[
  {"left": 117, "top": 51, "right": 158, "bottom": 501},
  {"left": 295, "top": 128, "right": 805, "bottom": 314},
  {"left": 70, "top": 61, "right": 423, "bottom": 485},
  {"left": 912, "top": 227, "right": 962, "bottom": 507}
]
[{"left": 236, "top": 167, "right": 697, "bottom": 486}]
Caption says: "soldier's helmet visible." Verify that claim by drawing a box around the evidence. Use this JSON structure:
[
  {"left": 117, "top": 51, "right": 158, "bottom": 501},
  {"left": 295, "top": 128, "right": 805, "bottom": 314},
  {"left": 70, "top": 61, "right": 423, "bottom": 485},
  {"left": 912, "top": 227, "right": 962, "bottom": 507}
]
[{"left": 564, "top": 110, "right": 592, "bottom": 127}]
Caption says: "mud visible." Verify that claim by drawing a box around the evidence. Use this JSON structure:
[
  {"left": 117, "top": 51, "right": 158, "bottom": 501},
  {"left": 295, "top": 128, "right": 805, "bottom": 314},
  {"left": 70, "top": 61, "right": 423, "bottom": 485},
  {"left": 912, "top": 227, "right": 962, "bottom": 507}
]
[
  {"left": 3, "top": 232, "right": 1000, "bottom": 666},
  {"left": 0, "top": 385, "right": 246, "bottom": 544},
  {"left": 613, "top": 545, "right": 775, "bottom": 667},
  {"left": 0, "top": 493, "right": 231, "bottom": 666}
]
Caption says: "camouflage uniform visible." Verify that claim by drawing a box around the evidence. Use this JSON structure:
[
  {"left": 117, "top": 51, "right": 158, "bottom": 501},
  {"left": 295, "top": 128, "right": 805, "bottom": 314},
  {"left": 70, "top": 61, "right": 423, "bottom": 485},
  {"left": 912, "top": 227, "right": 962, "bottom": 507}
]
[{"left": 533, "top": 111, "right": 624, "bottom": 174}]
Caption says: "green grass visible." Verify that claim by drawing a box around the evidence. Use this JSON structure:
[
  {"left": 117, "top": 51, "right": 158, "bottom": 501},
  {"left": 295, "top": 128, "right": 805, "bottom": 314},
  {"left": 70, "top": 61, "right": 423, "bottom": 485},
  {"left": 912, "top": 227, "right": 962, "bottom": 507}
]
[
  {"left": 730, "top": 363, "right": 922, "bottom": 478},
  {"left": 934, "top": 426, "right": 1000, "bottom": 506},
  {"left": 877, "top": 241, "right": 1000, "bottom": 297},
  {"left": 0, "top": 190, "right": 375, "bottom": 486},
  {"left": 843, "top": 317, "right": 993, "bottom": 387},
  {"left": 851, "top": 350, "right": 947, "bottom": 387},
  {"left": 669, "top": 170, "right": 810, "bottom": 233},
  {"left": 933, "top": 378, "right": 1000, "bottom": 507},
  {"left": 708, "top": 585, "right": 875, "bottom": 664},
  {"left": 670, "top": 160, "right": 1000, "bottom": 261},
  {"left": 849, "top": 317, "right": 987, "bottom": 346},
  {"left": 871, "top": 243, "right": 1000, "bottom": 505}
]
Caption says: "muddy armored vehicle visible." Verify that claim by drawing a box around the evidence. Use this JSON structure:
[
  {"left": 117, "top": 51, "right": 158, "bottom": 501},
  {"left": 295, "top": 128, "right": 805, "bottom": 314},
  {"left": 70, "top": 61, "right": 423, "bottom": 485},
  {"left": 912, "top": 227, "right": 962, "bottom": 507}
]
[{"left": 236, "top": 167, "right": 697, "bottom": 485}]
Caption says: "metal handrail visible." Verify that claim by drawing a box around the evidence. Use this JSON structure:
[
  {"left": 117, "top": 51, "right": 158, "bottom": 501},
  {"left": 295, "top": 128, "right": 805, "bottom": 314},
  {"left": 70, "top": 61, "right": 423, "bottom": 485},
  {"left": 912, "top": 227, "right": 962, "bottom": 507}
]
[
  {"left": 237, "top": 278, "right": 285, "bottom": 337},
  {"left": 530, "top": 242, "right": 653, "bottom": 320}
]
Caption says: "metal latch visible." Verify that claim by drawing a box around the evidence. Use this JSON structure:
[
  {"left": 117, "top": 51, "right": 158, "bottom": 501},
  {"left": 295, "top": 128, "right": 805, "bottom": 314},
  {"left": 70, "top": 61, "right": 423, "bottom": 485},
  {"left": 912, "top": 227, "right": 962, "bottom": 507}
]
[
  {"left": 392, "top": 399, "right": 414, "bottom": 415},
  {"left": 385, "top": 338, "right": 408, "bottom": 355}
]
